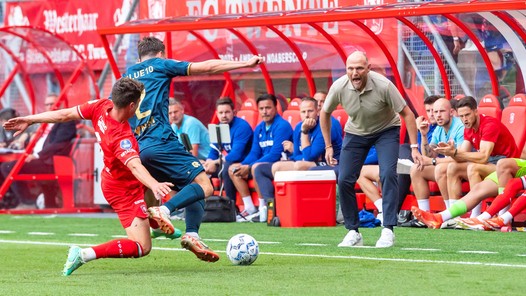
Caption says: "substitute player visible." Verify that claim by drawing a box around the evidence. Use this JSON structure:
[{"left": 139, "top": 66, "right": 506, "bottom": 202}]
[
  {"left": 4, "top": 78, "right": 175, "bottom": 276},
  {"left": 124, "top": 36, "right": 263, "bottom": 262}
]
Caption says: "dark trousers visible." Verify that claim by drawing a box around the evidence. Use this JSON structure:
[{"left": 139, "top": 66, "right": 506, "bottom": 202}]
[
  {"left": 223, "top": 161, "right": 238, "bottom": 201},
  {"left": 397, "top": 144, "right": 413, "bottom": 211},
  {"left": 339, "top": 127, "right": 400, "bottom": 230},
  {"left": 253, "top": 163, "right": 274, "bottom": 200}
]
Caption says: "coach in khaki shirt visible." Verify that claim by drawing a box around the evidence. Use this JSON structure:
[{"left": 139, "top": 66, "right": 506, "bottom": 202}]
[{"left": 320, "top": 51, "right": 422, "bottom": 248}]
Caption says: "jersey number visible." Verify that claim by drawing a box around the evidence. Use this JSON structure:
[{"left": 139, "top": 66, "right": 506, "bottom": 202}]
[{"left": 135, "top": 90, "right": 151, "bottom": 119}]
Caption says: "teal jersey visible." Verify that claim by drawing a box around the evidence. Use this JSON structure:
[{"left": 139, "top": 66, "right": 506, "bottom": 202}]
[{"left": 123, "top": 58, "right": 190, "bottom": 150}]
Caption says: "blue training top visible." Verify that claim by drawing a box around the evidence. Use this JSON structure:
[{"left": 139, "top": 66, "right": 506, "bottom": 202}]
[
  {"left": 241, "top": 115, "right": 293, "bottom": 165},
  {"left": 123, "top": 58, "right": 190, "bottom": 150},
  {"left": 291, "top": 118, "right": 342, "bottom": 162},
  {"left": 207, "top": 116, "right": 253, "bottom": 163}
]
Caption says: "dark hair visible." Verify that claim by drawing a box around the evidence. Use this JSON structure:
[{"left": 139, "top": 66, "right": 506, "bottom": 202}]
[
  {"left": 457, "top": 96, "right": 477, "bottom": 110},
  {"left": 424, "top": 95, "right": 440, "bottom": 106},
  {"left": 301, "top": 96, "right": 318, "bottom": 110},
  {"left": 315, "top": 90, "right": 327, "bottom": 96},
  {"left": 449, "top": 99, "right": 459, "bottom": 111},
  {"left": 137, "top": 36, "right": 165, "bottom": 60},
  {"left": 111, "top": 78, "right": 144, "bottom": 108},
  {"left": 256, "top": 93, "right": 277, "bottom": 106},
  {"left": 0, "top": 108, "right": 19, "bottom": 120},
  {"left": 216, "top": 97, "right": 235, "bottom": 110}
]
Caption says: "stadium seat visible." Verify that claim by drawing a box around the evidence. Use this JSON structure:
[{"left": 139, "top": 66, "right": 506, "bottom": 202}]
[
  {"left": 237, "top": 98, "right": 259, "bottom": 129},
  {"left": 454, "top": 94, "right": 465, "bottom": 100},
  {"left": 282, "top": 109, "right": 301, "bottom": 129},
  {"left": 282, "top": 99, "right": 302, "bottom": 128},
  {"left": 501, "top": 93, "right": 526, "bottom": 151},
  {"left": 288, "top": 98, "right": 302, "bottom": 110},
  {"left": 478, "top": 94, "right": 502, "bottom": 121},
  {"left": 332, "top": 108, "right": 347, "bottom": 132}
]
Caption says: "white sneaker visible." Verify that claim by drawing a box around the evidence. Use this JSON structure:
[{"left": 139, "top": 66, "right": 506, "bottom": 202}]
[
  {"left": 375, "top": 228, "right": 395, "bottom": 248},
  {"left": 236, "top": 210, "right": 258, "bottom": 222},
  {"left": 338, "top": 230, "right": 363, "bottom": 247}
]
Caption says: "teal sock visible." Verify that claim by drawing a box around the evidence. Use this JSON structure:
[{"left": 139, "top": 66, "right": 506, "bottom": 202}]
[
  {"left": 448, "top": 200, "right": 467, "bottom": 219},
  {"left": 184, "top": 199, "right": 205, "bottom": 233},
  {"left": 164, "top": 183, "right": 205, "bottom": 213}
]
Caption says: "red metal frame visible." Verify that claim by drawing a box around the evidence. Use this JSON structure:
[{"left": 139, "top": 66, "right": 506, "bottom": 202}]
[
  {"left": 397, "top": 17, "right": 451, "bottom": 99},
  {"left": 0, "top": 26, "right": 100, "bottom": 213},
  {"left": 266, "top": 25, "right": 316, "bottom": 96},
  {"left": 98, "top": 1, "right": 526, "bottom": 35},
  {"left": 227, "top": 28, "right": 274, "bottom": 95},
  {"left": 445, "top": 14, "right": 499, "bottom": 96},
  {"left": 351, "top": 20, "right": 406, "bottom": 98}
]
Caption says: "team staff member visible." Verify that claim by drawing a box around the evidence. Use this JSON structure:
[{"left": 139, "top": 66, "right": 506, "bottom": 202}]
[
  {"left": 321, "top": 51, "right": 422, "bottom": 248},
  {"left": 3, "top": 78, "right": 175, "bottom": 276},
  {"left": 203, "top": 97, "right": 253, "bottom": 201}
]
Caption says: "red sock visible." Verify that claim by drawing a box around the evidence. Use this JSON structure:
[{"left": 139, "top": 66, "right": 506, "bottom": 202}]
[
  {"left": 486, "top": 178, "right": 526, "bottom": 216},
  {"left": 509, "top": 193, "right": 526, "bottom": 217},
  {"left": 92, "top": 239, "right": 143, "bottom": 259}
]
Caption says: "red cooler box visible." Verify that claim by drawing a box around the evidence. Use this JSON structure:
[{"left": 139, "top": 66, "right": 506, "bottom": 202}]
[{"left": 274, "top": 170, "right": 336, "bottom": 227}]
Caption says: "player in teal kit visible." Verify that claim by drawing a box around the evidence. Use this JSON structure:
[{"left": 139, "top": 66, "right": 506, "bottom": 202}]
[{"left": 123, "top": 36, "right": 263, "bottom": 262}]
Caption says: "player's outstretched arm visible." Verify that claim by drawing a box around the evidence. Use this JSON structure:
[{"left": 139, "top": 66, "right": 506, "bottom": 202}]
[
  {"left": 189, "top": 55, "right": 263, "bottom": 75},
  {"left": 3, "top": 107, "right": 80, "bottom": 137},
  {"left": 126, "top": 158, "right": 173, "bottom": 200}
]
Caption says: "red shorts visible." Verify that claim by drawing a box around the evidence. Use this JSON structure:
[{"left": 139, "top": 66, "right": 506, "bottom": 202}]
[{"left": 102, "top": 177, "right": 148, "bottom": 228}]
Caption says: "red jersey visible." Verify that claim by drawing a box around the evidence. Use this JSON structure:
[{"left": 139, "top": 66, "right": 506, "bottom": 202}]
[
  {"left": 77, "top": 99, "right": 142, "bottom": 186},
  {"left": 464, "top": 115, "right": 519, "bottom": 158}
]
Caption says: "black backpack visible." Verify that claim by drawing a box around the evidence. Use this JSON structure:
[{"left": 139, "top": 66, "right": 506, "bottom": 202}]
[{"left": 202, "top": 195, "right": 237, "bottom": 222}]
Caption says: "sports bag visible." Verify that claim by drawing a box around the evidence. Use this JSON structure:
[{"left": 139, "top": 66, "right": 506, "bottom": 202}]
[{"left": 202, "top": 195, "right": 237, "bottom": 222}]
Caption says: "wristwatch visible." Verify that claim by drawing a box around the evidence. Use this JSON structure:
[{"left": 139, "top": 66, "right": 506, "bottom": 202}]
[{"left": 432, "top": 158, "right": 437, "bottom": 166}]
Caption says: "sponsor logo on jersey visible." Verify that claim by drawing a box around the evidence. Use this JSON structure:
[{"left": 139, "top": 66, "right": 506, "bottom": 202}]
[
  {"left": 259, "top": 140, "right": 274, "bottom": 147},
  {"left": 120, "top": 139, "right": 132, "bottom": 150},
  {"left": 192, "top": 161, "right": 200, "bottom": 168}
]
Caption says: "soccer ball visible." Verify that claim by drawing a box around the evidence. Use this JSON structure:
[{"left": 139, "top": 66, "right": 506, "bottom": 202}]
[{"left": 226, "top": 233, "right": 259, "bottom": 265}]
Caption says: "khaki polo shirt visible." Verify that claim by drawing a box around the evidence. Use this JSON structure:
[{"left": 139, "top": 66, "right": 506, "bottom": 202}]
[{"left": 323, "top": 71, "right": 406, "bottom": 136}]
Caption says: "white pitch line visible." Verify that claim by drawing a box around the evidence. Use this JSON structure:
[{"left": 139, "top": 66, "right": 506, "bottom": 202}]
[
  {"left": 458, "top": 250, "right": 499, "bottom": 254},
  {"left": 0, "top": 230, "right": 15, "bottom": 234},
  {"left": 401, "top": 248, "right": 441, "bottom": 252},
  {"left": 68, "top": 233, "right": 98, "bottom": 237},
  {"left": 296, "top": 243, "right": 329, "bottom": 247},
  {"left": 111, "top": 235, "right": 128, "bottom": 238},
  {"left": 1, "top": 239, "right": 525, "bottom": 269},
  {"left": 27, "top": 232, "right": 54, "bottom": 236}
]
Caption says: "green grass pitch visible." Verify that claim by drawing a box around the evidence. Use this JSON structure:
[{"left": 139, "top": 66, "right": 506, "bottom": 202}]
[{"left": 0, "top": 214, "right": 525, "bottom": 295}]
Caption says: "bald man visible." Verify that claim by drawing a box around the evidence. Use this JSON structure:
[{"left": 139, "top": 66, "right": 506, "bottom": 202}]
[
  {"left": 409, "top": 98, "right": 464, "bottom": 215},
  {"left": 320, "top": 51, "right": 422, "bottom": 248}
]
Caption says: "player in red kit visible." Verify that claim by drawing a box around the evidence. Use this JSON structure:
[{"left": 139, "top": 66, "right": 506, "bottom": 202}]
[{"left": 3, "top": 78, "right": 175, "bottom": 276}]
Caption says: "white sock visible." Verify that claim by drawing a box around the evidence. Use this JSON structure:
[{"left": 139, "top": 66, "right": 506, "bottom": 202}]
[
  {"left": 470, "top": 202, "right": 482, "bottom": 218},
  {"left": 259, "top": 198, "right": 266, "bottom": 210},
  {"left": 501, "top": 212, "right": 513, "bottom": 224},
  {"left": 499, "top": 205, "right": 510, "bottom": 216},
  {"left": 441, "top": 210, "right": 452, "bottom": 222},
  {"left": 185, "top": 232, "right": 199, "bottom": 238},
  {"left": 417, "top": 199, "right": 430, "bottom": 211},
  {"left": 242, "top": 196, "right": 256, "bottom": 213},
  {"left": 81, "top": 247, "right": 96, "bottom": 263},
  {"left": 478, "top": 212, "right": 491, "bottom": 220},
  {"left": 160, "top": 205, "right": 170, "bottom": 216},
  {"left": 444, "top": 199, "right": 450, "bottom": 209},
  {"left": 373, "top": 198, "right": 383, "bottom": 213}
]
